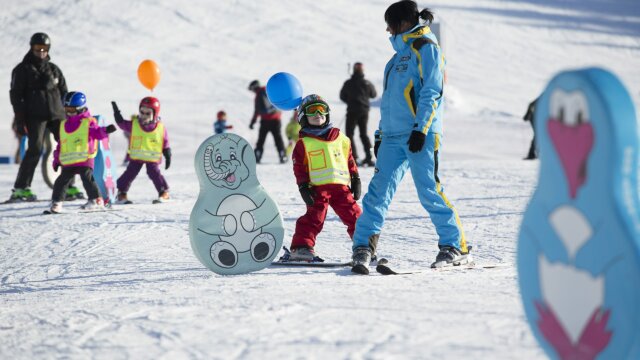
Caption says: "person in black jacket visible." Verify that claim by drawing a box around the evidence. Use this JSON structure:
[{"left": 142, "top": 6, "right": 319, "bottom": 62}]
[
  {"left": 8, "top": 32, "right": 68, "bottom": 202},
  {"left": 523, "top": 96, "right": 540, "bottom": 160},
  {"left": 339, "top": 62, "right": 377, "bottom": 167},
  {"left": 248, "top": 80, "right": 286, "bottom": 164}
]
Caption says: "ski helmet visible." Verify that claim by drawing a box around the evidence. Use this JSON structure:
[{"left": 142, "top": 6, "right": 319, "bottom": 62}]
[
  {"left": 139, "top": 96, "right": 160, "bottom": 121},
  {"left": 30, "top": 32, "right": 51, "bottom": 48},
  {"left": 63, "top": 91, "right": 87, "bottom": 113},
  {"left": 217, "top": 110, "right": 226, "bottom": 119},
  {"left": 296, "top": 94, "right": 330, "bottom": 128},
  {"left": 248, "top": 80, "right": 260, "bottom": 91}
]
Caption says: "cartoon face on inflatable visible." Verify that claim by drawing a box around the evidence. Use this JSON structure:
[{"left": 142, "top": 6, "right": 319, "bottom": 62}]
[
  {"left": 189, "top": 134, "right": 284, "bottom": 275},
  {"left": 517, "top": 68, "right": 640, "bottom": 359}
]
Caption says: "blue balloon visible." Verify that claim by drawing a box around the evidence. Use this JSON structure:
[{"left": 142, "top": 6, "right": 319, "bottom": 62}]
[{"left": 266, "top": 72, "right": 303, "bottom": 110}]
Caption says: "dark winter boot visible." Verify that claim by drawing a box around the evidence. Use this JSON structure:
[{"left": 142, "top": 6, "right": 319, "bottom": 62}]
[
  {"left": 351, "top": 247, "right": 372, "bottom": 275},
  {"left": 431, "top": 245, "right": 472, "bottom": 268},
  {"left": 255, "top": 149, "right": 263, "bottom": 164},
  {"left": 279, "top": 149, "right": 287, "bottom": 164}
]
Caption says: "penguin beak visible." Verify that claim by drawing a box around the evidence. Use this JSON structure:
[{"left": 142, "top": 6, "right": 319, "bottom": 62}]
[{"left": 547, "top": 90, "right": 594, "bottom": 199}]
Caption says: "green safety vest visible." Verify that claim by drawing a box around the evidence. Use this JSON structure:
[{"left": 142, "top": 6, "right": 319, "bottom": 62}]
[
  {"left": 129, "top": 120, "right": 164, "bottom": 162},
  {"left": 302, "top": 134, "right": 351, "bottom": 186},
  {"left": 59, "top": 118, "right": 97, "bottom": 165}
]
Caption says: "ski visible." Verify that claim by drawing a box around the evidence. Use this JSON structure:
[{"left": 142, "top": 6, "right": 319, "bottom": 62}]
[
  {"left": 375, "top": 261, "right": 511, "bottom": 275},
  {"left": 271, "top": 246, "right": 352, "bottom": 267},
  {"left": 42, "top": 208, "right": 119, "bottom": 215}
]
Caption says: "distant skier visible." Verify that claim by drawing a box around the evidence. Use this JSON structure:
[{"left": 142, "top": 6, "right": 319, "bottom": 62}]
[
  {"left": 248, "top": 80, "right": 287, "bottom": 164},
  {"left": 214, "top": 110, "right": 233, "bottom": 134},
  {"left": 351, "top": 1, "right": 469, "bottom": 272},
  {"left": 340, "top": 62, "right": 377, "bottom": 167},
  {"left": 284, "top": 110, "right": 301, "bottom": 158},
  {"left": 523, "top": 96, "right": 540, "bottom": 160},
  {"left": 8, "top": 32, "right": 72, "bottom": 202},
  {"left": 288, "top": 94, "right": 362, "bottom": 261},
  {"left": 111, "top": 97, "right": 172, "bottom": 204},
  {"left": 48, "top": 92, "right": 116, "bottom": 213}
]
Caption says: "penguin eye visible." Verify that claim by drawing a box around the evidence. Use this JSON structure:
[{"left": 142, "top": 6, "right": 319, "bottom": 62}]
[
  {"left": 230, "top": 152, "right": 236, "bottom": 160},
  {"left": 550, "top": 89, "right": 590, "bottom": 126}
]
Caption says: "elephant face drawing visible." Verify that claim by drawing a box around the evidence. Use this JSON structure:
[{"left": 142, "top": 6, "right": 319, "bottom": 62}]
[
  {"left": 189, "top": 133, "right": 284, "bottom": 275},
  {"left": 203, "top": 135, "right": 251, "bottom": 190}
]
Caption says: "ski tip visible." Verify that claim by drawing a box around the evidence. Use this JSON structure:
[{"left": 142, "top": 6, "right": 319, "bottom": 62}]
[
  {"left": 375, "top": 264, "right": 397, "bottom": 275},
  {"left": 351, "top": 264, "right": 369, "bottom": 275}
]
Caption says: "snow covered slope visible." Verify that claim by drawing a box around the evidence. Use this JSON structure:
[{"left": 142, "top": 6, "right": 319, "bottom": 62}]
[{"left": 1, "top": 0, "right": 639, "bottom": 358}]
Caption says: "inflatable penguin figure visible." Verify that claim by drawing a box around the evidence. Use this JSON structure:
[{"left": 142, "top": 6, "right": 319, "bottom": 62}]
[
  {"left": 518, "top": 68, "right": 640, "bottom": 359},
  {"left": 190, "top": 133, "right": 284, "bottom": 275}
]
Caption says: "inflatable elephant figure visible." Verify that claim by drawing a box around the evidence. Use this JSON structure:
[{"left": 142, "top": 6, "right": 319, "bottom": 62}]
[{"left": 189, "top": 133, "right": 284, "bottom": 275}]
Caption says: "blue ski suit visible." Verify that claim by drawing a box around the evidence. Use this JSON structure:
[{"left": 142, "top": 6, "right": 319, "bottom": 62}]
[{"left": 352, "top": 25, "right": 468, "bottom": 253}]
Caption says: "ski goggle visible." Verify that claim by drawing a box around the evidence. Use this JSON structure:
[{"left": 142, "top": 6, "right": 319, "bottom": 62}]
[
  {"left": 304, "top": 103, "right": 329, "bottom": 116},
  {"left": 65, "top": 107, "right": 79, "bottom": 115},
  {"left": 32, "top": 45, "right": 49, "bottom": 53}
]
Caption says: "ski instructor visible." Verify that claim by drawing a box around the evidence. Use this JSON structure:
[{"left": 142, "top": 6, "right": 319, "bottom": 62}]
[
  {"left": 350, "top": 0, "right": 469, "bottom": 272},
  {"left": 8, "top": 32, "right": 67, "bottom": 202}
]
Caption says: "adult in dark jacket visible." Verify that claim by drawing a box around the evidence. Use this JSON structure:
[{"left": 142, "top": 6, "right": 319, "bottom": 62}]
[
  {"left": 339, "top": 62, "right": 377, "bottom": 166},
  {"left": 248, "top": 80, "right": 286, "bottom": 164},
  {"left": 8, "top": 32, "right": 68, "bottom": 201}
]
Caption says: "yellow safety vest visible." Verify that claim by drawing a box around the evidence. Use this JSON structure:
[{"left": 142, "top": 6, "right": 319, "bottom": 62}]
[
  {"left": 128, "top": 120, "right": 164, "bottom": 162},
  {"left": 302, "top": 134, "right": 351, "bottom": 186},
  {"left": 59, "top": 118, "right": 97, "bottom": 165}
]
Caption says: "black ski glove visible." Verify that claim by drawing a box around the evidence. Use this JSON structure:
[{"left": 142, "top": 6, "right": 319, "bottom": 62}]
[
  {"left": 374, "top": 130, "right": 381, "bottom": 158},
  {"left": 298, "top": 183, "right": 315, "bottom": 206},
  {"left": 249, "top": 121, "right": 256, "bottom": 130},
  {"left": 407, "top": 130, "right": 426, "bottom": 153},
  {"left": 350, "top": 175, "right": 361, "bottom": 201},
  {"left": 111, "top": 101, "right": 125, "bottom": 124},
  {"left": 14, "top": 113, "right": 27, "bottom": 136},
  {"left": 105, "top": 124, "right": 117, "bottom": 133},
  {"left": 163, "top": 148, "right": 171, "bottom": 170}
]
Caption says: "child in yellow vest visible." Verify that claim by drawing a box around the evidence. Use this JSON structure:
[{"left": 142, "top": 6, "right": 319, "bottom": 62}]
[
  {"left": 111, "top": 97, "right": 172, "bottom": 204},
  {"left": 285, "top": 110, "right": 301, "bottom": 158},
  {"left": 49, "top": 91, "right": 116, "bottom": 213},
  {"left": 288, "top": 94, "right": 362, "bottom": 261}
]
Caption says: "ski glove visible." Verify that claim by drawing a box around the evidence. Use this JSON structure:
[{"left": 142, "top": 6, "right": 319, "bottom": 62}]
[
  {"left": 105, "top": 124, "right": 117, "bottom": 134},
  {"left": 374, "top": 130, "right": 381, "bottom": 158},
  {"left": 350, "top": 175, "right": 361, "bottom": 201},
  {"left": 111, "top": 101, "right": 125, "bottom": 124},
  {"left": 298, "top": 183, "right": 315, "bottom": 206},
  {"left": 163, "top": 148, "right": 171, "bottom": 170},
  {"left": 14, "top": 113, "right": 27, "bottom": 136},
  {"left": 407, "top": 130, "right": 426, "bottom": 153},
  {"left": 249, "top": 121, "right": 256, "bottom": 130}
]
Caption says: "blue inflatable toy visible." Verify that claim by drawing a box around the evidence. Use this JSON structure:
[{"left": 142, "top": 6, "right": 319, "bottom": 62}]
[
  {"left": 518, "top": 68, "right": 640, "bottom": 359},
  {"left": 189, "top": 133, "right": 284, "bottom": 275},
  {"left": 266, "top": 72, "right": 303, "bottom": 110},
  {"left": 93, "top": 115, "right": 118, "bottom": 206}
]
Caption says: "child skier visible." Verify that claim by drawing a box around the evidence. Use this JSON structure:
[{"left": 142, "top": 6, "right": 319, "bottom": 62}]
[
  {"left": 111, "top": 97, "right": 172, "bottom": 204},
  {"left": 49, "top": 91, "right": 116, "bottom": 213},
  {"left": 284, "top": 110, "right": 301, "bottom": 158},
  {"left": 214, "top": 110, "right": 233, "bottom": 134},
  {"left": 288, "top": 94, "right": 362, "bottom": 261}
]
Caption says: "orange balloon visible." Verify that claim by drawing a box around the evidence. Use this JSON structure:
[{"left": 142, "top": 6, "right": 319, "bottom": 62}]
[{"left": 137, "top": 59, "right": 161, "bottom": 91}]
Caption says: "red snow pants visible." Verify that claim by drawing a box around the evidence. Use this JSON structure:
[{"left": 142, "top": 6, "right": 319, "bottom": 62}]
[{"left": 291, "top": 184, "right": 362, "bottom": 249}]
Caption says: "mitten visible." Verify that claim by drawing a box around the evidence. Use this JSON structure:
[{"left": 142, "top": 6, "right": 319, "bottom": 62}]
[
  {"left": 14, "top": 113, "right": 27, "bottom": 136},
  {"left": 407, "top": 130, "right": 426, "bottom": 153},
  {"left": 350, "top": 175, "right": 361, "bottom": 201},
  {"left": 163, "top": 148, "right": 172, "bottom": 170},
  {"left": 298, "top": 183, "right": 315, "bottom": 206},
  {"left": 105, "top": 124, "right": 117, "bottom": 133},
  {"left": 111, "top": 101, "right": 125, "bottom": 124}
]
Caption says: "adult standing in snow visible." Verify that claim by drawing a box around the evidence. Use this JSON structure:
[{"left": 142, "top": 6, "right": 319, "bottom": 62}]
[
  {"left": 351, "top": 1, "right": 469, "bottom": 272},
  {"left": 523, "top": 95, "right": 540, "bottom": 160},
  {"left": 248, "top": 80, "right": 287, "bottom": 164},
  {"left": 8, "top": 32, "right": 68, "bottom": 202},
  {"left": 340, "top": 62, "right": 377, "bottom": 167}
]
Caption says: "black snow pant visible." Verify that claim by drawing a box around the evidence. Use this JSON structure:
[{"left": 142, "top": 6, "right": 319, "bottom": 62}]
[
  {"left": 255, "top": 120, "right": 285, "bottom": 163},
  {"left": 345, "top": 110, "right": 373, "bottom": 161},
  {"left": 14, "top": 118, "right": 60, "bottom": 189},
  {"left": 52, "top": 166, "right": 101, "bottom": 202}
]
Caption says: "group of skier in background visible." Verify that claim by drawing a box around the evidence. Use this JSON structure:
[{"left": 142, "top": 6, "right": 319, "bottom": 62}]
[{"left": 7, "top": 0, "right": 494, "bottom": 270}]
